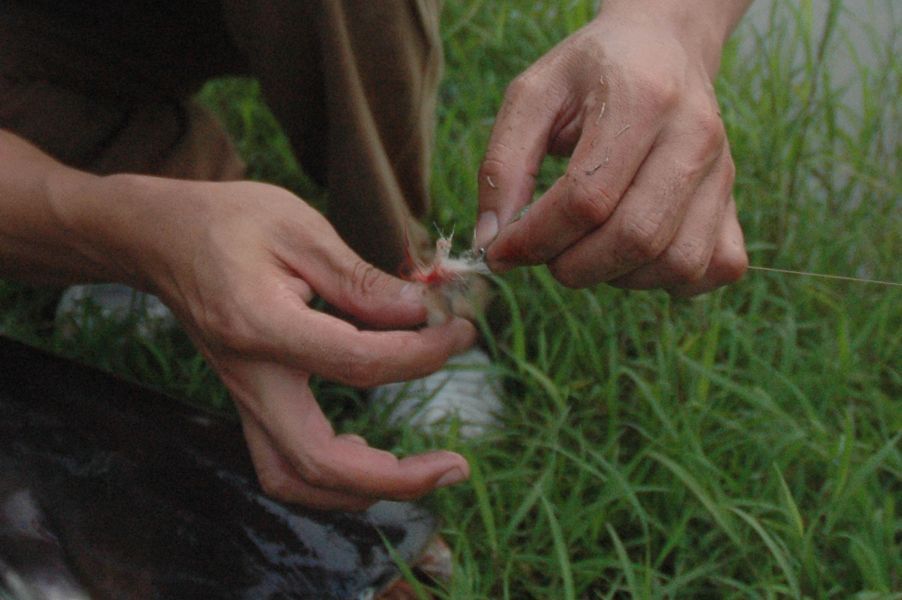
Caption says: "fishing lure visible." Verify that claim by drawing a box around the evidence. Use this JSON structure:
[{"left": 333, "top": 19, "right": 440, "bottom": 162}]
[{"left": 402, "top": 233, "right": 491, "bottom": 325}]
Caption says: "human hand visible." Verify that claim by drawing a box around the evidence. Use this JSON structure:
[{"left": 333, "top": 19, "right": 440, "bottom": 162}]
[
  {"left": 474, "top": 1, "right": 750, "bottom": 296},
  {"left": 71, "top": 177, "right": 476, "bottom": 510}
]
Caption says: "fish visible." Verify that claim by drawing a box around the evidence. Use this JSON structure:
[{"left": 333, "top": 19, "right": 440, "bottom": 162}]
[{"left": 0, "top": 336, "right": 448, "bottom": 599}]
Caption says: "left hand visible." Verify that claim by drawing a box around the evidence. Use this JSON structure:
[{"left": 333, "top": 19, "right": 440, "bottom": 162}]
[
  {"left": 59, "top": 175, "right": 476, "bottom": 511},
  {"left": 474, "top": 4, "right": 749, "bottom": 296}
]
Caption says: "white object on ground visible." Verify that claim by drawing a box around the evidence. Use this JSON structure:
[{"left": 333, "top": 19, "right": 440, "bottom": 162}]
[
  {"left": 370, "top": 347, "right": 503, "bottom": 439},
  {"left": 55, "top": 284, "right": 177, "bottom": 337}
]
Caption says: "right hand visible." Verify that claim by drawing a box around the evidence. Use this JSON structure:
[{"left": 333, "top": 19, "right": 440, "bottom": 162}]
[
  {"left": 473, "top": 3, "right": 749, "bottom": 297},
  {"left": 67, "top": 176, "right": 476, "bottom": 510}
]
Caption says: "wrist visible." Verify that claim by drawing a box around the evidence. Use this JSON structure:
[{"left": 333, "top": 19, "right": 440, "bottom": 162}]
[
  {"left": 49, "top": 171, "right": 169, "bottom": 292},
  {"left": 596, "top": 0, "right": 750, "bottom": 77}
]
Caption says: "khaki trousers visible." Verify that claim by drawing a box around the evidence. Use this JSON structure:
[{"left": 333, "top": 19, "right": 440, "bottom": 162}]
[{"left": 0, "top": 0, "right": 442, "bottom": 272}]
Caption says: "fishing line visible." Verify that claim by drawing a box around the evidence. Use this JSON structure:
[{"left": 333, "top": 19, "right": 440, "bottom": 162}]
[{"left": 747, "top": 265, "right": 902, "bottom": 287}]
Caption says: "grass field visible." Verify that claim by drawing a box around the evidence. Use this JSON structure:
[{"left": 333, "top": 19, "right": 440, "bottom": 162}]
[{"left": 1, "top": 1, "right": 899, "bottom": 598}]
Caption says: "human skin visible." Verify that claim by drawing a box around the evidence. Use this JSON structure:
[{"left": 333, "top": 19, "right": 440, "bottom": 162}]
[
  {"left": 0, "top": 131, "right": 475, "bottom": 511},
  {"left": 475, "top": 0, "right": 753, "bottom": 297},
  {"left": 0, "top": 1, "right": 753, "bottom": 510}
]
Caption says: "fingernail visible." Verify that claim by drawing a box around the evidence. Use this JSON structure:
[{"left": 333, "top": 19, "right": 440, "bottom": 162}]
[
  {"left": 435, "top": 467, "right": 467, "bottom": 489},
  {"left": 474, "top": 211, "right": 499, "bottom": 250}
]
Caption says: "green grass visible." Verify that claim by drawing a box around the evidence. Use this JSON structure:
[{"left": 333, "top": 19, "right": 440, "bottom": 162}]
[{"left": 2, "top": 1, "right": 900, "bottom": 598}]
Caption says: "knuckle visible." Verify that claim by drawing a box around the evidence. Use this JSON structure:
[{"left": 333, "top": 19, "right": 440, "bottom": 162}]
[
  {"left": 616, "top": 216, "right": 670, "bottom": 264},
  {"left": 677, "top": 136, "right": 726, "bottom": 183},
  {"left": 478, "top": 157, "right": 507, "bottom": 186},
  {"left": 667, "top": 104, "right": 726, "bottom": 177},
  {"left": 639, "top": 73, "right": 680, "bottom": 113},
  {"left": 549, "top": 262, "right": 584, "bottom": 289},
  {"left": 722, "top": 156, "right": 737, "bottom": 190},
  {"left": 346, "top": 259, "right": 384, "bottom": 301},
  {"left": 665, "top": 243, "right": 709, "bottom": 284},
  {"left": 258, "top": 472, "right": 295, "bottom": 501},
  {"left": 505, "top": 72, "right": 540, "bottom": 101},
  {"left": 562, "top": 173, "right": 617, "bottom": 226},
  {"left": 669, "top": 160, "right": 708, "bottom": 194},
  {"left": 296, "top": 455, "right": 332, "bottom": 488},
  {"left": 502, "top": 69, "right": 564, "bottom": 118},
  {"left": 668, "top": 139, "right": 724, "bottom": 193},
  {"left": 692, "top": 106, "right": 727, "bottom": 151}
]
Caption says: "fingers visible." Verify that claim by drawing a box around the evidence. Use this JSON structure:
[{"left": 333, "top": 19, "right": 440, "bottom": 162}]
[
  {"left": 666, "top": 198, "right": 748, "bottom": 297},
  {"left": 607, "top": 151, "right": 735, "bottom": 290},
  {"left": 473, "top": 27, "right": 745, "bottom": 295},
  {"left": 544, "top": 147, "right": 715, "bottom": 287},
  {"left": 238, "top": 405, "right": 375, "bottom": 511},
  {"left": 474, "top": 72, "right": 568, "bottom": 249},
  {"left": 234, "top": 363, "right": 470, "bottom": 509},
  {"left": 299, "top": 313, "right": 476, "bottom": 387},
  {"left": 193, "top": 248, "right": 476, "bottom": 389},
  {"left": 288, "top": 230, "right": 433, "bottom": 329},
  {"left": 544, "top": 112, "right": 730, "bottom": 288},
  {"left": 259, "top": 297, "right": 476, "bottom": 388},
  {"left": 485, "top": 101, "right": 658, "bottom": 272}
]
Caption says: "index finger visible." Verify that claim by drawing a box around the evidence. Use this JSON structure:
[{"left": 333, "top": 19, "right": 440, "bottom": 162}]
[
  {"left": 257, "top": 296, "right": 476, "bottom": 388},
  {"left": 475, "top": 72, "right": 566, "bottom": 249},
  {"left": 486, "top": 97, "right": 659, "bottom": 272}
]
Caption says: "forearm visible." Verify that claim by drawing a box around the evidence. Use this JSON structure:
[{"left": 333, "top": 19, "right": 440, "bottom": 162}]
[{"left": 0, "top": 130, "right": 145, "bottom": 287}]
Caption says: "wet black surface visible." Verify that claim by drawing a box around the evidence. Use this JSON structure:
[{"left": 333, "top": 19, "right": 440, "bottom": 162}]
[{"left": 0, "top": 336, "right": 435, "bottom": 599}]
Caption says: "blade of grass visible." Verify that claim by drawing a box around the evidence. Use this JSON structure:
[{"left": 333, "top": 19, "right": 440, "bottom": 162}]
[
  {"left": 378, "top": 531, "right": 431, "bottom": 600},
  {"left": 731, "top": 507, "right": 801, "bottom": 598},
  {"left": 773, "top": 464, "right": 805, "bottom": 541},
  {"left": 648, "top": 451, "right": 741, "bottom": 546},
  {"left": 540, "top": 493, "right": 575, "bottom": 600},
  {"left": 463, "top": 448, "right": 498, "bottom": 558},
  {"left": 607, "top": 523, "right": 643, "bottom": 600}
]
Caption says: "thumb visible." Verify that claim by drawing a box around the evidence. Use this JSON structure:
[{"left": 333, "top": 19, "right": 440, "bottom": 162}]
[
  {"left": 300, "top": 230, "right": 429, "bottom": 328},
  {"left": 474, "top": 73, "right": 564, "bottom": 250}
]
